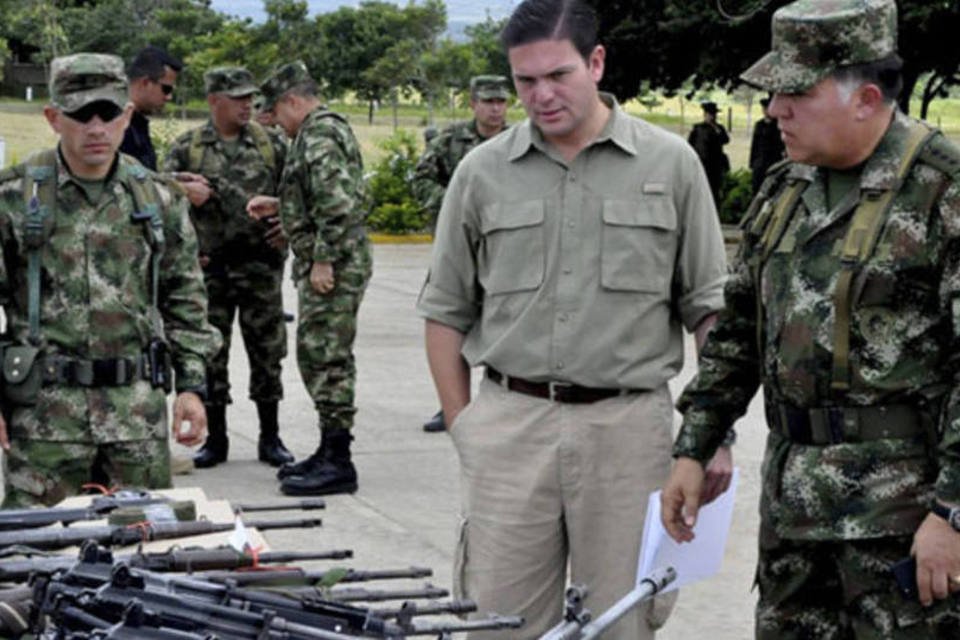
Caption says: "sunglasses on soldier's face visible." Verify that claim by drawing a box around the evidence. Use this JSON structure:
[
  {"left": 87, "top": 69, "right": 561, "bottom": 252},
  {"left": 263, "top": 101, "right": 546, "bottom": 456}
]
[
  {"left": 64, "top": 101, "right": 125, "bottom": 124},
  {"left": 160, "top": 83, "right": 174, "bottom": 96}
]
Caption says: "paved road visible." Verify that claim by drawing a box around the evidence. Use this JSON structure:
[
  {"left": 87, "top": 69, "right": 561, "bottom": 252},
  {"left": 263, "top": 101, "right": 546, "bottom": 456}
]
[{"left": 171, "top": 242, "right": 767, "bottom": 638}]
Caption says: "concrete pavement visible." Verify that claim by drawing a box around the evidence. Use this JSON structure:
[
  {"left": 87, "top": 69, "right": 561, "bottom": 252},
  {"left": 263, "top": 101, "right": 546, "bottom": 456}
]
[{"left": 172, "top": 242, "right": 767, "bottom": 639}]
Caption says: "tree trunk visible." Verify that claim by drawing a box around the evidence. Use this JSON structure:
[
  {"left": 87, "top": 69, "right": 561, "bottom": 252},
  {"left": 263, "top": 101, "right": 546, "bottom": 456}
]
[
  {"left": 368, "top": 99, "right": 375, "bottom": 125},
  {"left": 392, "top": 89, "right": 399, "bottom": 132}
]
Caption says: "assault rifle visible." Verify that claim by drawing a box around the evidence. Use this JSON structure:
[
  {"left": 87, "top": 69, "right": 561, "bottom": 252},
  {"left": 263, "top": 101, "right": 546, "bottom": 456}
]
[
  {"left": 0, "top": 490, "right": 325, "bottom": 530},
  {"left": 538, "top": 567, "right": 677, "bottom": 640},
  {"left": 32, "top": 547, "right": 525, "bottom": 639},
  {"left": 297, "top": 584, "right": 449, "bottom": 603},
  {"left": 198, "top": 565, "right": 432, "bottom": 587},
  {"left": 0, "top": 517, "right": 322, "bottom": 552},
  {"left": 0, "top": 544, "right": 352, "bottom": 584}
]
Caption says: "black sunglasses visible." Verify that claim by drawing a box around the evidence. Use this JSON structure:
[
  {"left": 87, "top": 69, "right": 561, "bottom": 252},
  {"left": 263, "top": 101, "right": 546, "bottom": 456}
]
[
  {"left": 64, "top": 101, "right": 124, "bottom": 124},
  {"left": 160, "top": 83, "right": 174, "bottom": 96}
]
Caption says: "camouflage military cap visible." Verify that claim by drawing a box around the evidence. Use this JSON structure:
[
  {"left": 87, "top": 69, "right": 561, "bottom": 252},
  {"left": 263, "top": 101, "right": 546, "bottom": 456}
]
[
  {"left": 49, "top": 53, "right": 128, "bottom": 112},
  {"left": 741, "top": 0, "right": 897, "bottom": 93},
  {"left": 470, "top": 75, "right": 510, "bottom": 100},
  {"left": 259, "top": 61, "right": 312, "bottom": 111},
  {"left": 204, "top": 66, "right": 258, "bottom": 97}
]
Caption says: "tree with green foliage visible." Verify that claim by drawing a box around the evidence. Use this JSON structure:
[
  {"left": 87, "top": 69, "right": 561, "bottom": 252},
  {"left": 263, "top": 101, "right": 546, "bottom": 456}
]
[{"left": 586, "top": 0, "right": 960, "bottom": 116}]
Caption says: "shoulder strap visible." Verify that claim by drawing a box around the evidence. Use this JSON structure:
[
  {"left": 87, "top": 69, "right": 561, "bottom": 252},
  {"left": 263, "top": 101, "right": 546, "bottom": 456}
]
[
  {"left": 831, "top": 119, "right": 937, "bottom": 391},
  {"left": 247, "top": 121, "right": 276, "bottom": 174},
  {"left": 121, "top": 159, "right": 166, "bottom": 339},
  {"left": 21, "top": 149, "right": 58, "bottom": 345},
  {"left": 187, "top": 127, "right": 206, "bottom": 174}
]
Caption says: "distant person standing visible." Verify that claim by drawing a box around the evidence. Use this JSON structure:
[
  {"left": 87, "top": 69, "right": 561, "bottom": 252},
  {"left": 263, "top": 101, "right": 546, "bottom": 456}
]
[
  {"left": 748, "top": 97, "right": 785, "bottom": 195},
  {"left": 248, "top": 61, "right": 372, "bottom": 496},
  {"left": 412, "top": 75, "right": 510, "bottom": 434},
  {"left": 121, "top": 46, "right": 182, "bottom": 171},
  {"left": 688, "top": 101, "right": 730, "bottom": 209},
  {"left": 162, "top": 67, "right": 293, "bottom": 470}
]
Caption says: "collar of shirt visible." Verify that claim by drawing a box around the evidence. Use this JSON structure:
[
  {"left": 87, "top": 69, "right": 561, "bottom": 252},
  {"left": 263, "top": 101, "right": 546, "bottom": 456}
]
[{"left": 507, "top": 92, "right": 637, "bottom": 163}]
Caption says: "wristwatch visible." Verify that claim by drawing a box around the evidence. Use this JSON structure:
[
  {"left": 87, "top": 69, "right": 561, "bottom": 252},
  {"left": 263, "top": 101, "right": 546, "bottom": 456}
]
[{"left": 931, "top": 501, "right": 960, "bottom": 532}]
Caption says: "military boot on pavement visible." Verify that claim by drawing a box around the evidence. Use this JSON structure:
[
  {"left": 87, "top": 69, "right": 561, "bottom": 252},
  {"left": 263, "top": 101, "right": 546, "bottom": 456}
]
[
  {"left": 256, "top": 400, "right": 294, "bottom": 467},
  {"left": 193, "top": 403, "right": 228, "bottom": 468},
  {"left": 280, "top": 428, "right": 357, "bottom": 496}
]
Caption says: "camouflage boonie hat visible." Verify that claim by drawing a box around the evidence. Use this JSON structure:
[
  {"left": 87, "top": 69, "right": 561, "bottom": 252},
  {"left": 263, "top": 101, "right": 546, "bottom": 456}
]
[
  {"left": 204, "top": 66, "right": 258, "bottom": 97},
  {"left": 49, "top": 53, "right": 128, "bottom": 112},
  {"left": 259, "top": 60, "right": 312, "bottom": 111},
  {"left": 470, "top": 75, "right": 510, "bottom": 100},
  {"left": 741, "top": 0, "right": 897, "bottom": 93}
]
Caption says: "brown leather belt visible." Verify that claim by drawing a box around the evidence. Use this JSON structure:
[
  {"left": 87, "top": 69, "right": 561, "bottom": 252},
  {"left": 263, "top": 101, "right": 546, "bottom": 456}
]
[{"left": 486, "top": 367, "right": 628, "bottom": 404}]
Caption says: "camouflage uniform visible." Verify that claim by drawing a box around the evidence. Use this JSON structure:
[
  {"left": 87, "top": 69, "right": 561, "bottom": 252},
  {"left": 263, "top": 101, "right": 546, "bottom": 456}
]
[
  {"left": 162, "top": 69, "right": 288, "bottom": 407},
  {"left": 262, "top": 62, "right": 371, "bottom": 434},
  {"left": 412, "top": 75, "right": 510, "bottom": 230},
  {"left": 0, "top": 54, "right": 220, "bottom": 506},
  {"left": 673, "top": 1, "right": 960, "bottom": 637}
]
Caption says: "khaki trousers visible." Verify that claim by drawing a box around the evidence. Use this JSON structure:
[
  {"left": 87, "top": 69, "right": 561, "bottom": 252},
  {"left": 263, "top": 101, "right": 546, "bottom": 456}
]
[{"left": 449, "top": 378, "right": 678, "bottom": 639}]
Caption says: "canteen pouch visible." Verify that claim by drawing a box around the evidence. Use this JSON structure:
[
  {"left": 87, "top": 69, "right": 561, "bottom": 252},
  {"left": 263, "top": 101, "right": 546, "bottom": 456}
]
[{"left": 3, "top": 345, "right": 42, "bottom": 406}]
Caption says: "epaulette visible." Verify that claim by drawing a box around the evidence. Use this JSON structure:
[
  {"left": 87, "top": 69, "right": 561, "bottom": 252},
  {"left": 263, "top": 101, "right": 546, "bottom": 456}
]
[
  {"left": 918, "top": 132, "right": 960, "bottom": 179},
  {"left": 0, "top": 164, "right": 25, "bottom": 184}
]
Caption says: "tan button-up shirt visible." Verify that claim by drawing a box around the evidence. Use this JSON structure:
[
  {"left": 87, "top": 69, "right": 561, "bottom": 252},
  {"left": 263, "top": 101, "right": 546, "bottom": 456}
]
[{"left": 417, "top": 96, "right": 727, "bottom": 389}]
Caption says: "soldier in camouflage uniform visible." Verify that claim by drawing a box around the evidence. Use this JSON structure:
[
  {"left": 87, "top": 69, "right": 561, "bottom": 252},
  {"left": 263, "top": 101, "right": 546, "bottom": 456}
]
[
  {"left": 661, "top": 1, "right": 960, "bottom": 637},
  {"left": 248, "top": 61, "right": 371, "bottom": 496},
  {"left": 0, "top": 53, "right": 220, "bottom": 506},
  {"left": 163, "top": 67, "right": 293, "bottom": 470},
  {"left": 412, "top": 75, "right": 510, "bottom": 434}
]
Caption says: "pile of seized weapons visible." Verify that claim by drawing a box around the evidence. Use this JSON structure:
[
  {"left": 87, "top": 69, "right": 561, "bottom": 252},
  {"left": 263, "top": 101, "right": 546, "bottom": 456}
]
[{"left": 0, "top": 489, "right": 523, "bottom": 639}]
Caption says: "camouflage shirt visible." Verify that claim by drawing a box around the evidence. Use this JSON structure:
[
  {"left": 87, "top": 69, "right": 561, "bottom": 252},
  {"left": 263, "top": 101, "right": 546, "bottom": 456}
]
[
  {"left": 675, "top": 112, "right": 960, "bottom": 540},
  {"left": 279, "top": 107, "right": 368, "bottom": 280},
  {"left": 412, "top": 120, "right": 500, "bottom": 224},
  {"left": 162, "top": 120, "right": 288, "bottom": 265},
  {"left": 0, "top": 149, "right": 221, "bottom": 442}
]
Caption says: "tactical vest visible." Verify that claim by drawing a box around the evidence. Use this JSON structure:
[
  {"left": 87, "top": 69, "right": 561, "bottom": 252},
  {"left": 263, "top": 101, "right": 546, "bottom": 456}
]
[
  {"left": 0, "top": 150, "right": 170, "bottom": 400},
  {"left": 745, "top": 118, "right": 940, "bottom": 393},
  {"left": 186, "top": 121, "right": 276, "bottom": 176}
]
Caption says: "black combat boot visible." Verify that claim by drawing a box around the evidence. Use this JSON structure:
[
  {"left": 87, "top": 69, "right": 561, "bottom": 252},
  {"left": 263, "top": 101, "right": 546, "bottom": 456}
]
[
  {"left": 256, "top": 401, "right": 294, "bottom": 467},
  {"left": 280, "top": 428, "right": 358, "bottom": 496},
  {"left": 193, "top": 404, "right": 228, "bottom": 468}
]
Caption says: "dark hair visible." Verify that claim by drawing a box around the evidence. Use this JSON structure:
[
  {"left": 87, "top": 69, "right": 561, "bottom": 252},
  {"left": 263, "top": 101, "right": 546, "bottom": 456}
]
[
  {"left": 285, "top": 81, "right": 318, "bottom": 99},
  {"left": 832, "top": 54, "right": 903, "bottom": 104},
  {"left": 500, "top": 0, "right": 598, "bottom": 60},
  {"left": 127, "top": 46, "right": 183, "bottom": 81}
]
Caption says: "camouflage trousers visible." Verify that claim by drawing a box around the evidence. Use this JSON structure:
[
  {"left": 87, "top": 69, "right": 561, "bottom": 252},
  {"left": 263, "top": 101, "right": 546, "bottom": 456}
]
[
  {"left": 295, "top": 243, "right": 371, "bottom": 432},
  {"left": 2, "top": 437, "right": 171, "bottom": 507},
  {"left": 756, "top": 529, "right": 960, "bottom": 639},
  {"left": 204, "top": 259, "right": 286, "bottom": 405}
]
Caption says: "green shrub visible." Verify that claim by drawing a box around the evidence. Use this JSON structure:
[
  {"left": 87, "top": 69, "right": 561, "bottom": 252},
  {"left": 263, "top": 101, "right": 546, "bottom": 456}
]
[
  {"left": 719, "top": 168, "right": 754, "bottom": 225},
  {"left": 366, "top": 129, "right": 428, "bottom": 233}
]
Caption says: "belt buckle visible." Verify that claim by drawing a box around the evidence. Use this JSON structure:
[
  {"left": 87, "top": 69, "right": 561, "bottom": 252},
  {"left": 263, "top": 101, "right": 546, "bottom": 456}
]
[{"left": 548, "top": 381, "right": 572, "bottom": 402}]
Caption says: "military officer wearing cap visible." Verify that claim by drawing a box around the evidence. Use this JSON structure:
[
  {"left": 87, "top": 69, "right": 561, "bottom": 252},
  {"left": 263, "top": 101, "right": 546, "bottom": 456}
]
[
  {"left": 413, "top": 74, "right": 511, "bottom": 434},
  {"left": 0, "top": 53, "right": 220, "bottom": 506},
  {"left": 247, "top": 61, "right": 371, "bottom": 496},
  {"left": 662, "top": 0, "right": 960, "bottom": 635},
  {"left": 163, "top": 67, "right": 292, "bottom": 470}
]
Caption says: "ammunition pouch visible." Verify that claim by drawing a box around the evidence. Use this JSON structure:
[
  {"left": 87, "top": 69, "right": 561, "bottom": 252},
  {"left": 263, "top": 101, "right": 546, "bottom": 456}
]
[{"left": 2, "top": 345, "right": 42, "bottom": 406}]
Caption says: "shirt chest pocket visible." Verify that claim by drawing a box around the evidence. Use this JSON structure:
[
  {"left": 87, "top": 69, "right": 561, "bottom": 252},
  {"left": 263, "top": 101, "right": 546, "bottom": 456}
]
[
  {"left": 601, "top": 197, "right": 677, "bottom": 293},
  {"left": 478, "top": 200, "right": 545, "bottom": 296}
]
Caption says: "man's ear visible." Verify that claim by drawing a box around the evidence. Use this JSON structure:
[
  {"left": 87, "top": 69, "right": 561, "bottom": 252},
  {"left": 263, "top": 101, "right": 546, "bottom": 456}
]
[
  {"left": 43, "top": 105, "right": 62, "bottom": 134},
  {"left": 853, "top": 82, "right": 885, "bottom": 121}
]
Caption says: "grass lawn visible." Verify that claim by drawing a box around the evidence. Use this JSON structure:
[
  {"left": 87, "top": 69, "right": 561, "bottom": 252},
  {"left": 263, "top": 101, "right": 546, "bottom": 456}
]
[{"left": 2, "top": 96, "right": 958, "bottom": 173}]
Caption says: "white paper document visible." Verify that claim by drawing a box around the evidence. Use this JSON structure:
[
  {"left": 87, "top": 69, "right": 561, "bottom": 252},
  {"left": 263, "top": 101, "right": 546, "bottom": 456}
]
[{"left": 637, "top": 468, "right": 739, "bottom": 593}]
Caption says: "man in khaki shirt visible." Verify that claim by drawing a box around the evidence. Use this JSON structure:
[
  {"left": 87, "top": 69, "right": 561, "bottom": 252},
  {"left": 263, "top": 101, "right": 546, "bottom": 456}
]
[{"left": 416, "top": 1, "right": 731, "bottom": 638}]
